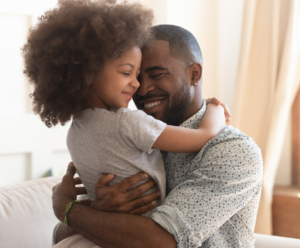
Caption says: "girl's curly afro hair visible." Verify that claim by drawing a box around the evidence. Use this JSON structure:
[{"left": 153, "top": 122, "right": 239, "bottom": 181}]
[{"left": 22, "top": 0, "right": 154, "bottom": 127}]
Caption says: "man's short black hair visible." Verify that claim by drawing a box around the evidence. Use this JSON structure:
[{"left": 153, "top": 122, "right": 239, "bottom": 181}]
[{"left": 152, "top": 24, "right": 203, "bottom": 66}]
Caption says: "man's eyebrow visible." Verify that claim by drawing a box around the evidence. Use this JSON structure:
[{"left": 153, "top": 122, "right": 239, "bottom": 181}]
[
  {"left": 145, "top": 66, "right": 167, "bottom": 73},
  {"left": 118, "top": 63, "right": 134, "bottom": 68}
]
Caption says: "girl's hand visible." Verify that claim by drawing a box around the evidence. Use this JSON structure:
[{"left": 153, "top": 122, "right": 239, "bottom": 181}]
[{"left": 206, "top": 97, "right": 231, "bottom": 125}]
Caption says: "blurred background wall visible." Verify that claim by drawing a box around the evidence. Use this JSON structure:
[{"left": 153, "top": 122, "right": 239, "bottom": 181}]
[
  {"left": 1, "top": 0, "right": 299, "bottom": 237},
  {"left": 0, "top": 0, "right": 291, "bottom": 186}
]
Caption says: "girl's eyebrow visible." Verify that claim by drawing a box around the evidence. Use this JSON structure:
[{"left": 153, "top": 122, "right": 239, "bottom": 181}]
[{"left": 118, "top": 63, "right": 134, "bottom": 68}]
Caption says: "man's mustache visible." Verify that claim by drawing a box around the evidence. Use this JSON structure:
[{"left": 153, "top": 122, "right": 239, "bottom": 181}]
[{"left": 134, "top": 92, "right": 168, "bottom": 102}]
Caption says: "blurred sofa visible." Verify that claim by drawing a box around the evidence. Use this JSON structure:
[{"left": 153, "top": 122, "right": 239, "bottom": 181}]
[{"left": 1, "top": 177, "right": 300, "bottom": 248}]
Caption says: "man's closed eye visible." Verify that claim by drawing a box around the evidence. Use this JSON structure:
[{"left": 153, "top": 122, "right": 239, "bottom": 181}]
[{"left": 150, "top": 73, "right": 164, "bottom": 79}]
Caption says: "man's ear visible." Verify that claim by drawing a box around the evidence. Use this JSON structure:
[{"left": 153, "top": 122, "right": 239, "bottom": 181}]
[{"left": 188, "top": 63, "right": 202, "bottom": 85}]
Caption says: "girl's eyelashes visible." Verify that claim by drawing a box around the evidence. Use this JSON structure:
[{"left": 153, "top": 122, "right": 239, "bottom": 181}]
[{"left": 122, "top": 71, "right": 140, "bottom": 77}]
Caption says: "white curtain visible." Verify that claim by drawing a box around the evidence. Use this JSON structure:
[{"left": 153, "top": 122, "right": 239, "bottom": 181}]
[{"left": 233, "top": 0, "right": 300, "bottom": 234}]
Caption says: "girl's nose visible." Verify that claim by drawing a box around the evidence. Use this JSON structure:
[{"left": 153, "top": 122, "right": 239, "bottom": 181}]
[{"left": 131, "top": 77, "right": 140, "bottom": 89}]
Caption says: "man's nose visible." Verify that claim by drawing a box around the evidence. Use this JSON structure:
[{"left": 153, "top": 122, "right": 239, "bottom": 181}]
[{"left": 137, "top": 79, "right": 155, "bottom": 96}]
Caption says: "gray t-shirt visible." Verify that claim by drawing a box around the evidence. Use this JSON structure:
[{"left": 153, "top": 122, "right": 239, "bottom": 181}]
[{"left": 67, "top": 108, "right": 167, "bottom": 217}]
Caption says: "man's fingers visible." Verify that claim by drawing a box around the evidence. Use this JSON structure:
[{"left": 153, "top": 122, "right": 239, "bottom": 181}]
[
  {"left": 76, "top": 186, "right": 88, "bottom": 195},
  {"left": 95, "top": 173, "right": 115, "bottom": 190},
  {"left": 74, "top": 177, "right": 82, "bottom": 185},
  {"left": 128, "top": 201, "right": 157, "bottom": 215},
  {"left": 125, "top": 180, "right": 157, "bottom": 201},
  {"left": 65, "top": 162, "right": 76, "bottom": 177},
  {"left": 79, "top": 199, "right": 92, "bottom": 206},
  {"left": 117, "top": 172, "right": 149, "bottom": 192},
  {"left": 126, "top": 190, "right": 160, "bottom": 210},
  {"left": 118, "top": 190, "right": 159, "bottom": 213}
]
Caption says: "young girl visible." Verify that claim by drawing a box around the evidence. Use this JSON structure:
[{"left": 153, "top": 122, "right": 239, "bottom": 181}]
[{"left": 22, "top": 0, "right": 226, "bottom": 244}]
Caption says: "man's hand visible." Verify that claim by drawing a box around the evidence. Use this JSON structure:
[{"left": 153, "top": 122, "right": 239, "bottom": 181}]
[
  {"left": 53, "top": 163, "right": 175, "bottom": 248},
  {"left": 206, "top": 97, "right": 231, "bottom": 125},
  {"left": 92, "top": 172, "right": 160, "bottom": 215},
  {"left": 52, "top": 162, "right": 90, "bottom": 222}
]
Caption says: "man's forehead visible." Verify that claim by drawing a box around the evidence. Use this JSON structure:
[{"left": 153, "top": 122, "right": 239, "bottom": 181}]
[
  {"left": 141, "top": 40, "right": 188, "bottom": 73},
  {"left": 142, "top": 40, "right": 171, "bottom": 64}
]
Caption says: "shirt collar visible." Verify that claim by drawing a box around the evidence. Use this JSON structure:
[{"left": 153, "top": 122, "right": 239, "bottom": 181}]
[{"left": 179, "top": 100, "right": 206, "bottom": 129}]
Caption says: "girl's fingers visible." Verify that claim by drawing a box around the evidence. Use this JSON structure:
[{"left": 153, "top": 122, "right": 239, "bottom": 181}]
[
  {"left": 206, "top": 97, "right": 220, "bottom": 105},
  {"left": 206, "top": 99, "right": 231, "bottom": 124},
  {"left": 220, "top": 103, "right": 231, "bottom": 119}
]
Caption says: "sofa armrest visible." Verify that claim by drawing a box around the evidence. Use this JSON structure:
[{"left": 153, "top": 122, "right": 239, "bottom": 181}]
[
  {"left": 255, "top": 233, "right": 300, "bottom": 248},
  {"left": 0, "top": 177, "right": 62, "bottom": 248}
]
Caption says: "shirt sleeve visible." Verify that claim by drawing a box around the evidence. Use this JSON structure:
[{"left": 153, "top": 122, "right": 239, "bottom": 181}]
[
  {"left": 119, "top": 109, "right": 167, "bottom": 154},
  {"left": 151, "top": 136, "right": 263, "bottom": 248}
]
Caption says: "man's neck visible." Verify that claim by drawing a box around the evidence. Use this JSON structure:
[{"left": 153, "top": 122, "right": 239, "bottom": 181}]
[{"left": 174, "top": 97, "right": 204, "bottom": 126}]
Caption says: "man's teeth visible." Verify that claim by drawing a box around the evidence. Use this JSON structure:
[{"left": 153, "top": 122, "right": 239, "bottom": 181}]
[{"left": 144, "top": 100, "right": 163, "bottom": 109}]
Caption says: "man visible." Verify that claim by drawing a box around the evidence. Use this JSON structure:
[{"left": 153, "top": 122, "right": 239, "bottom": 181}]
[{"left": 52, "top": 25, "right": 263, "bottom": 247}]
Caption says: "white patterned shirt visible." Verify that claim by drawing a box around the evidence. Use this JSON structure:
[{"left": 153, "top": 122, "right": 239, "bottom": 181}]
[{"left": 152, "top": 101, "right": 263, "bottom": 248}]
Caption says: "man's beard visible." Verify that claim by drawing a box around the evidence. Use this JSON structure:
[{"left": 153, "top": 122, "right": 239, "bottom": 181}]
[{"left": 161, "top": 80, "right": 191, "bottom": 126}]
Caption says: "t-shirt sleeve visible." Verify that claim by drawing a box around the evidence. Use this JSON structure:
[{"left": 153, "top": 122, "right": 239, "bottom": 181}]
[{"left": 119, "top": 109, "right": 167, "bottom": 154}]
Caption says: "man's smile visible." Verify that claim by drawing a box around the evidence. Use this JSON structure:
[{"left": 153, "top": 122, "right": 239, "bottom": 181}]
[
  {"left": 137, "top": 95, "right": 167, "bottom": 114},
  {"left": 143, "top": 100, "right": 163, "bottom": 109}
]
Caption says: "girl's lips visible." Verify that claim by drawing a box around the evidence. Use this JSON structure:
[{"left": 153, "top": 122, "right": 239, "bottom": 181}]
[{"left": 122, "top": 92, "right": 134, "bottom": 100}]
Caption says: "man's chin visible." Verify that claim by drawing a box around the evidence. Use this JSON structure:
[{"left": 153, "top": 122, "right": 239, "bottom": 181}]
[
  {"left": 142, "top": 109, "right": 164, "bottom": 121},
  {"left": 152, "top": 111, "right": 165, "bottom": 121}
]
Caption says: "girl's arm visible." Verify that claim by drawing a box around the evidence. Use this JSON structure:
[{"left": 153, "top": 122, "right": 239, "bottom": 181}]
[{"left": 152, "top": 104, "right": 226, "bottom": 153}]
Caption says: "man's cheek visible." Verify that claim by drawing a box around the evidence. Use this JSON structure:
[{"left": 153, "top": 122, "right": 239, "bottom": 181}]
[{"left": 132, "top": 98, "right": 142, "bottom": 109}]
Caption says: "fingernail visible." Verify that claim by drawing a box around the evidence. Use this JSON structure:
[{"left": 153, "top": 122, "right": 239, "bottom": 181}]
[
  {"left": 152, "top": 201, "right": 156, "bottom": 205},
  {"left": 144, "top": 173, "right": 149, "bottom": 179},
  {"left": 157, "top": 191, "right": 161, "bottom": 197}
]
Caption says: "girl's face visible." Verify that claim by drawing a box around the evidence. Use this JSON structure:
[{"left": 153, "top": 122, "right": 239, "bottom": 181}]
[{"left": 92, "top": 46, "right": 142, "bottom": 110}]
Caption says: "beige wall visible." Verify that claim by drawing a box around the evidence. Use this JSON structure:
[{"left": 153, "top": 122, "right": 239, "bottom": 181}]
[{"left": 0, "top": 0, "right": 291, "bottom": 186}]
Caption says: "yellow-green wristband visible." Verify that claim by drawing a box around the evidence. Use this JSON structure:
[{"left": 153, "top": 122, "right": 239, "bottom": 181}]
[{"left": 64, "top": 200, "right": 81, "bottom": 227}]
